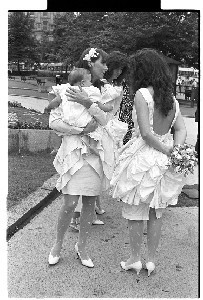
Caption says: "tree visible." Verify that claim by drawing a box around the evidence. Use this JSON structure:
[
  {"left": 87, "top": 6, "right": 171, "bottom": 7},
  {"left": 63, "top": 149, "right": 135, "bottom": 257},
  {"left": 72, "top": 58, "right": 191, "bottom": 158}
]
[
  {"left": 8, "top": 12, "right": 39, "bottom": 72},
  {"left": 39, "top": 11, "right": 199, "bottom": 68}
]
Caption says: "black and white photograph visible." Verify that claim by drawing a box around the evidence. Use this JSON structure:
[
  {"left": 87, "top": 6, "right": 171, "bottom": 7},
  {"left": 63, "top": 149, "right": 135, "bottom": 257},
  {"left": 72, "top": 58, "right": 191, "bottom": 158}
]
[{"left": 6, "top": 5, "right": 199, "bottom": 298}]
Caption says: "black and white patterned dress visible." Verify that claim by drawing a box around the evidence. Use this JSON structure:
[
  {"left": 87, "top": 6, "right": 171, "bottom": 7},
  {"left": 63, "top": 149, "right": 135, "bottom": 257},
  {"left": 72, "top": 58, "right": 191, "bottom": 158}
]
[{"left": 118, "top": 81, "right": 134, "bottom": 145}]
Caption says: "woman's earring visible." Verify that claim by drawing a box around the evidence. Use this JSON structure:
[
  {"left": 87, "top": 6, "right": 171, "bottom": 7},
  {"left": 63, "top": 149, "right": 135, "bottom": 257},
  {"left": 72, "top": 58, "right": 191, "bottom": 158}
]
[{"left": 88, "top": 61, "right": 92, "bottom": 68}]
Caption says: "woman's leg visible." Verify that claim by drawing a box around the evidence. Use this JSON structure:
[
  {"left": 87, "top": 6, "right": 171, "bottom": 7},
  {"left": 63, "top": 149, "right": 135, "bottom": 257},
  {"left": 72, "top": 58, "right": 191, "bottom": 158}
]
[
  {"left": 77, "top": 195, "right": 96, "bottom": 260},
  {"left": 147, "top": 208, "right": 163, "bottom": 262},
  {"left": 95, "top": 196, "right": 102, "bottom": 210},
  {"left": 125, "top": 219, "right": 144, "bottom": 264},
  {"left": 50, "top": 194, "right": 79, "bottom": 257},
  {"left": 95, "top": 196, "right": 105, "bottom": 215}
]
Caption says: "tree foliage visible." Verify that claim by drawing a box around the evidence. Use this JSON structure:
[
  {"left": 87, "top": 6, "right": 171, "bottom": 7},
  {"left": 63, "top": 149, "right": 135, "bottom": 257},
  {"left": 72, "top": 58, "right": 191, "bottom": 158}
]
[
  {"left": 49, "top": 11, "right": 199, "bottom": 68},
  {"left": 8, "top": 12, "right": 39, "bottom": 70},
  {"left": 9, "top": 11, "right": 199, "bottom": 69}
]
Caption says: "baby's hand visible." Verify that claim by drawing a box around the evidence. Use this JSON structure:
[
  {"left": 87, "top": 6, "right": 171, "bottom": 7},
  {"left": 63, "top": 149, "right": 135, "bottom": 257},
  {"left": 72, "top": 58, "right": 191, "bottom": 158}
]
[
  {"left": 44, "top": 106, "right": 51, "bottom": 114},
  {"left": 82, "top": 119, "right": 98, "bottom": 134},
  {"left": 165, "top": 145, "right": 173, "bottom": 157}
]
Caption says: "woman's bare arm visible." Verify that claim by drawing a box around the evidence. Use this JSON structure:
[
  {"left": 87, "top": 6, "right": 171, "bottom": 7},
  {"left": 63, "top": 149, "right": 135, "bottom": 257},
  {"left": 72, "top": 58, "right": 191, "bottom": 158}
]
[
  {"left": 173, "top": 111, "right": 187, "bottom": 145},
  {"left": 135, "top": 91, "right": 173, "bottom": 156}
]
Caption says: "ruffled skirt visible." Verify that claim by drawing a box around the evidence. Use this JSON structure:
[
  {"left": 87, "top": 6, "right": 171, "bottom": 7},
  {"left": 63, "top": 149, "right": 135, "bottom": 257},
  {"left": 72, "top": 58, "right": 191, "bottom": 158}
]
[
  {"left": 110, "top": 134, "right": 185, "bottom": 219},
  {"left": 53, "top": 135, "right": 104, "bottom": 195}
]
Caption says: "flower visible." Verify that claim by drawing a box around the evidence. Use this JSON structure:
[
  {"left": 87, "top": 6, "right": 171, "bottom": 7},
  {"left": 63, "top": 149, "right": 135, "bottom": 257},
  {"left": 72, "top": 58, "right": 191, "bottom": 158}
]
[
  {"left": 83, "top": 48, "right": 99, "bottom": 62},
  {"left": 167, "top": 143, "right": 198, "bottom": 177}
]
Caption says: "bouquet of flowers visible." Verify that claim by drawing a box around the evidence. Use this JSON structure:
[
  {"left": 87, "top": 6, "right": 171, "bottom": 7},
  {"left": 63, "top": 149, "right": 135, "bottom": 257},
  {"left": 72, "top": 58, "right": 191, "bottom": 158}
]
[{"left": 168, "top": 144, "right": 198, "bottom": 176}]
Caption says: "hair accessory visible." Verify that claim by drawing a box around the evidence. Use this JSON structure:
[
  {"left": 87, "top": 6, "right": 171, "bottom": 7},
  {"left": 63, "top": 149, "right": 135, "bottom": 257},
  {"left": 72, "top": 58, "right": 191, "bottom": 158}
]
[{"left": 83, "top": 48, "right": 98, "bottom": 62}]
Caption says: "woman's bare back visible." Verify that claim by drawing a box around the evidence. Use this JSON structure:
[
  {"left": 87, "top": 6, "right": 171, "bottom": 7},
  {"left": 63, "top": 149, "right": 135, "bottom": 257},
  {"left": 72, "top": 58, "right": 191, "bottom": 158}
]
[{"left": 152, "top": 104, "right": 176, "bottom": 136}]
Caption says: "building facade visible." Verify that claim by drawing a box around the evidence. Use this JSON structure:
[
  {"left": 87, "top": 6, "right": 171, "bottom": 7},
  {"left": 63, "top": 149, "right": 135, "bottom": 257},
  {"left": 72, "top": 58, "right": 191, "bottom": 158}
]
[{"left": 27, "top": 12, "right": 63, "bottom": 41}]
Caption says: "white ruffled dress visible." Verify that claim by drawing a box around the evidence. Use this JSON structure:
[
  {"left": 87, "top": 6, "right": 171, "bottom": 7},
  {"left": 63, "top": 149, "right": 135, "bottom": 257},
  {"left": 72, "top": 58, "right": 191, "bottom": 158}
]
[
  {"left": 52, "top": 83, "right": 119, "bottom": 194},
  {"left": 100, "top": 83, "right": 128, "bottom": 150},
  {"left": 110, "top": 88, "right": 185, "bottom": 220}
]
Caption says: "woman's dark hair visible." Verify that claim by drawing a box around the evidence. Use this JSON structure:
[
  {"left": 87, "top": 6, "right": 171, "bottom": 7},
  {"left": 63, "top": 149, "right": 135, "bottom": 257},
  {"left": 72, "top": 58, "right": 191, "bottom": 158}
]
[
  {"left": 104, "top": 51, "right": 129, "bottom": 85},
  {"left": 129, "top": 48, "right": 174, "bottom": 116}
]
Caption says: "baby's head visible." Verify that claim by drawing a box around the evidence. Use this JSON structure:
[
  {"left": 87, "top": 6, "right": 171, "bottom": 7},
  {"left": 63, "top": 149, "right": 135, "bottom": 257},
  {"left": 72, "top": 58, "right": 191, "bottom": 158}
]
[{"left": 68, "top": 68, "right": 92, "bottom": 87}]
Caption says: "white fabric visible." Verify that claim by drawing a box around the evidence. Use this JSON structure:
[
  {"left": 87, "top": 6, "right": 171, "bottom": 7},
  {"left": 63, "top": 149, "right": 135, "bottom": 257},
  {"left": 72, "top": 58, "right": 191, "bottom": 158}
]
[
  {"left": 100, "top": 83, "right": 128, "bottom": 155},
  {"left": 52, "top": 82, "right": 122, "bottom": 193},
  {"left": 110, "top": 88, "right": 185, "bottom": 218}
]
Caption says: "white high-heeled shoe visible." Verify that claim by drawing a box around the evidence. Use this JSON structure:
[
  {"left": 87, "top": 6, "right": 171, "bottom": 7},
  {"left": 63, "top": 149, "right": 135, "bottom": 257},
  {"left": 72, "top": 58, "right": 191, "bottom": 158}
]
[
  {"left": 75, "top": 243, "right": 94, "bottom": 268},
  {"left": 146, "top": 262, "right": 155, "bottom": 276},
  {"left": 92, "top": 219, "right": 104, "bottom": 225},
  {"left": 120, "top": 261, "right": 142, "bottom": 275},
  {"left": 48, "top": 252, "right": 60, "bottom": 265},
  {"left": 95, "top": 207, "right": 105, "bottom": 215}
]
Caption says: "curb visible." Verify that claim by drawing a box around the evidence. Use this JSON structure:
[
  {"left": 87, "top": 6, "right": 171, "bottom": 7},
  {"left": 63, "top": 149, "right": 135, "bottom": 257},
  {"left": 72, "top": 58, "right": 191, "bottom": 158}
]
[
  {"left": 7, "top": 188, "right": 60, "bottom": 241},
  {"left": 9, "top": 94, "right": 48, "bottom": 100}
]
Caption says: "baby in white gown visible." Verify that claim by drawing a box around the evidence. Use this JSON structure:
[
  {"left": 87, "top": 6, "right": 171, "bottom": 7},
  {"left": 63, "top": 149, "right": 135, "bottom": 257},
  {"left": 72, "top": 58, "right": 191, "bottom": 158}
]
[{"left": 45, "top": 68, "right": 118, "bottom": 187}]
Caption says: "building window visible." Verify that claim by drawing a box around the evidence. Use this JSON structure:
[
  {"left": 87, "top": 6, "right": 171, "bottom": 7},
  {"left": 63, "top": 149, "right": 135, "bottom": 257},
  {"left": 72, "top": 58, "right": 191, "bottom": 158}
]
[{"left": 43, "top": 21, "right": 48, "bottom": 30}]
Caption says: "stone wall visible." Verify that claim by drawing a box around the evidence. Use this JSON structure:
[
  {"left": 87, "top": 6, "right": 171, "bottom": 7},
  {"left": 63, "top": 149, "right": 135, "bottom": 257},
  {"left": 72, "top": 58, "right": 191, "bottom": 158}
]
[{"left": 8, "top": 129, "right": 60, "bottom": 154}]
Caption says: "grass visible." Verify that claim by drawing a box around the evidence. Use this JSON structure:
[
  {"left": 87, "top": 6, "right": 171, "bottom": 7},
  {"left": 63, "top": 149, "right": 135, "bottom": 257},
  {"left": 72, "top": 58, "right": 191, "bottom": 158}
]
[{"left": 7, "top": 153, "right": 56, "bottom": 210}]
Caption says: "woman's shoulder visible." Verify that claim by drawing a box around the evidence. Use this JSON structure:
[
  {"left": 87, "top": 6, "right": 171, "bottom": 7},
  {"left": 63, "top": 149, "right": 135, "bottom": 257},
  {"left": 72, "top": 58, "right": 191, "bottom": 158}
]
[{"left": 136, "top": 87, "right": 153, "bottom": 104}]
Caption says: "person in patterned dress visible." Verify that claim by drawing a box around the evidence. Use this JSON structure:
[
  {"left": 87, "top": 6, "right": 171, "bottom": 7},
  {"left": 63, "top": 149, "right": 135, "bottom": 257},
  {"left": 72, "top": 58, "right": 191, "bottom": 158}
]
[{"left": 119, "top": 80, "right": 134, "bottom": 145}]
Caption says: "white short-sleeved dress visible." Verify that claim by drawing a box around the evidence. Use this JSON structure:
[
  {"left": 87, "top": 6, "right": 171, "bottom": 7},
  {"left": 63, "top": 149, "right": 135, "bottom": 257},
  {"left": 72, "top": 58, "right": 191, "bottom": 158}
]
[
  {"left": 110, "top": 88, "right": 185, "bottom": 220},
  {"left": 100, "top": 83, "right": 128, "bottom": 150}
]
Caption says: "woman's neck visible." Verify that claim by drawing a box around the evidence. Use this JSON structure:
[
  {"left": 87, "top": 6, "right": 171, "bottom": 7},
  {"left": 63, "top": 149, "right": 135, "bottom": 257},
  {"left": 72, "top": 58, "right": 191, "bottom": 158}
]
[{"left": 107, "top": 76, "right": 114, "bottom": 84}]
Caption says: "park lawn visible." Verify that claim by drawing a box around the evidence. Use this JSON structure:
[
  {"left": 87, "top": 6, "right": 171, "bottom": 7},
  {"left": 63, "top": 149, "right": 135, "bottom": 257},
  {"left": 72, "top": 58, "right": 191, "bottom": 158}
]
[
  {"left": 7, "top": 153, "right": 56, "bottom": 210},
  {"left": 8, "top": 106, "right": 49, "bottom": 127},
  {"left": 8, "top": 104, "right": 54, "bottom": 210}
]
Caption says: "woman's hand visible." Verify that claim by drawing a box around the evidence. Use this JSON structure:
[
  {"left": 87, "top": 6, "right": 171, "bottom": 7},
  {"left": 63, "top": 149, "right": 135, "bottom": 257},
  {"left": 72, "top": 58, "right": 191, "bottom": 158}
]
[
  {"left": 82, "top": 119, "right": 98, "bottom": 134},
  {"left": 65, "top": 86, "right": 93, "bottom": 109},
  {"left": 165, "top": 145, "right": 173, "bottom": 157}
]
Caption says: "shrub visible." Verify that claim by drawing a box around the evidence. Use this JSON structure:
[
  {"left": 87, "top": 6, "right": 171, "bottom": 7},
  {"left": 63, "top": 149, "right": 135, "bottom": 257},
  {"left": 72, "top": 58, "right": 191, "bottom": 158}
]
[
  {"left": 8, "top": 101, "right": 50, "bottom": 130},
  {"left": 8, "top": 120, "right": 50, "bottom": 130},
  {"left": 8, "top": 101, "right": 23, "bottom": 108}
]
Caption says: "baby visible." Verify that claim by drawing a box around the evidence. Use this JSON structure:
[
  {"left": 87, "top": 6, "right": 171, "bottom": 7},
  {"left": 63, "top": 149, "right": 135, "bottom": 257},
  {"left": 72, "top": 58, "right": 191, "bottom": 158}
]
[{"left": 45, "top": 68, "right": 114, "bottom": 154}]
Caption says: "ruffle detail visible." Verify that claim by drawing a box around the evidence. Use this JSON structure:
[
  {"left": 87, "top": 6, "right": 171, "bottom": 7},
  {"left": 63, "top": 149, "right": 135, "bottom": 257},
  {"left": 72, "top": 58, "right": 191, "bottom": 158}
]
[
  {"left": 53, "top": 135, "right": 89, "bottom": 191},
  {"left": 111, "top": 135, "right": 185, "bottom": 210},
  {"left": 105, "top": 118, "right": 128, "bottom": 144},
  {"left": 89, "top": 126, "right": 115, "bottom": 189}
]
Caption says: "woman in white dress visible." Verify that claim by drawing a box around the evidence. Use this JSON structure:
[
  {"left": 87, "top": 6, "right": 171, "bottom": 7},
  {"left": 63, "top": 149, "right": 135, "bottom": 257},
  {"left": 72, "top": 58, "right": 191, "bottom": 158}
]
[
  {"left": 48, "top": 48, "right": 111, "bottom": 268},
  {"left": 111, "top": 48, "right": 187, "bottom": 276},
  {"left": 69, "top": 51, "right": 129, "bottom": 228}
]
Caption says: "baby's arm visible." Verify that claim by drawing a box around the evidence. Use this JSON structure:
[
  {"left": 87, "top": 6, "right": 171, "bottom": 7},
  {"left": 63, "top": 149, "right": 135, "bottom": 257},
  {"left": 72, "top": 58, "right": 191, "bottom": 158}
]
[
  {"left": 96, "top": 102, "right": 113, "bottom": 112},
  {"left": 44, "top": 95, "right": 62, "bottom": 113}
]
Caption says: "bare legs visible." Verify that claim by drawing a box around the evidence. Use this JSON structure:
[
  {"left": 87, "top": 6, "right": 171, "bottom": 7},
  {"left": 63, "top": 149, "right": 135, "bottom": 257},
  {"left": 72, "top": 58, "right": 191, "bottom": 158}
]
[
  {"left": 147, "top": 208, "right": 162, "bottom": 262},
  {"left": 51, "top": 194, "right": 79, "bottom": 257},
  {"left": 125, "top": 220, "right": 144, "bottom": 265},
  {"left": 126, "top": 208, "right": 162, "bottom": 265},
  {"left": 77, "top": 196, "right": 96, "bottom": 260},
  {"left": 95, "top": 196, "right": 102, "bottom": 210},
  {"left": 51, "top": 194, "right": 96, "bottom": 260}
]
